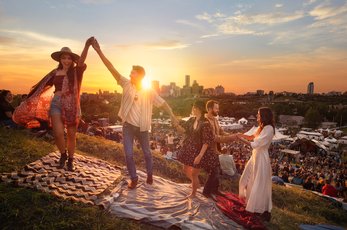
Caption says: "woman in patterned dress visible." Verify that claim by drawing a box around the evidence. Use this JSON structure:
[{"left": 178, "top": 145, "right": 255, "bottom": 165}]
[
  {"left": 13, "top": 38, "right": 94, "bottom": 171},
  {"left": 174, "top": 100, "right": 219, "bottom": 198}
]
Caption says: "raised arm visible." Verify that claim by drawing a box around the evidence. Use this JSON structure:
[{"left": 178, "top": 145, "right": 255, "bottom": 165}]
[
  {"left": 77, "top": 37, "right": 93, "bottom": 67},
  {"left": 92, "top": 38, "right": 122, "bottom": 82}
]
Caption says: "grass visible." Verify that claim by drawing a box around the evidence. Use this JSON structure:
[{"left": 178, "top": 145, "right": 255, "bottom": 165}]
[
  {"left": 0, "top": 128, "right": 158, "bottom": 230},
  {"left": 341, "top": 127, "right": 347, "bottom": 135},
  {"left": 1, "top": 127, "right": 347, "bottom": 230}
]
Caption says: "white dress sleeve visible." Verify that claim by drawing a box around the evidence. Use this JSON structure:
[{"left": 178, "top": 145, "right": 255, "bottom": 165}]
[{"left": 250, "top": 125, "right": 274, "bottom": 149}]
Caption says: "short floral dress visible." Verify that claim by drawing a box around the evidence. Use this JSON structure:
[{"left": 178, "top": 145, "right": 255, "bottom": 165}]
[{"left": 177, "top": 117, "right": 220, "bottom": 172}]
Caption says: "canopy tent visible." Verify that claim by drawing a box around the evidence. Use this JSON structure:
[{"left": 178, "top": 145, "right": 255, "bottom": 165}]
[
  {"left": 289, "top": 138, "right": 323, "bottom": 154},
  {"left": 220, "top": 123, "right": 243, "bottom": 130},
  {"left": 324, "top": 137, "right": 338, "bottom": 143},
  {"left": 334, "top": 130, "right": 343, "bottom": 137},
  {"left": 281, "top": 149, "right": 300, "bottom": 155},
  {"left": 338, "top": 136, "right": 347, "bottom": 144},
  {"left": 106, "top": 125, "right": 123, "bottom": 132},
  {"left": 297, "top": 131, "right": 324, "bottom": 141},
  {"left": 238, "top": 117, "right": 248, "bottom": 124},
  {"left": 181, "top": 116, "right": 191, "bottom": 122},
  {"left": 278, "top": 127, "right": 288, "bottom": 133},
  {"left": 218, "top": 116, "right": 236, "bottom": 122},
  {"left": 311, "top": 139, "right": 328, "bottom": 151}
]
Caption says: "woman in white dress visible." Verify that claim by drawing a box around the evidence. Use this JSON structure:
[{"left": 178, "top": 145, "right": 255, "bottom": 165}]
[{"left": 237, "top": 107, "right": 275, "bottom": 222}]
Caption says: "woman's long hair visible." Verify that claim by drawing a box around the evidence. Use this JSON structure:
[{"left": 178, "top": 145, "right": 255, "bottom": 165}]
[
  {"left": 256, "top": 107, "right": 275, "bottom": 135},
  {"left": 193, "top": 100, "right": 207, "bottom": 120},
  {"left": 57, "top": 60, "right": 75, "bottom": 91}
]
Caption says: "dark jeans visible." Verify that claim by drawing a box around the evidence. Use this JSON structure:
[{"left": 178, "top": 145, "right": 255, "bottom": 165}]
[
  {"left": 122, "top": 122, "right": 153, "bottom": 181},
  {"left": 203, "top": 167, "right": 220, "bottom": 195}
]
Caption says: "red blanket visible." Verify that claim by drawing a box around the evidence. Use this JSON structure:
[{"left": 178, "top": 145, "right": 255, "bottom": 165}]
[{"left": 216, "top": 192, "right": 267, "bottom": 230}]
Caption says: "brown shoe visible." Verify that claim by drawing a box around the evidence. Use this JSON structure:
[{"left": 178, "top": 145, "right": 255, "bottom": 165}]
[
  {"left": 127, "top": 179, "right": 138, "bottom": 189},
  {"left": 57, "top": 151, "right": 67, "bottom": 169},
  {"left": 67, "top": 158, "right": 75, "bottom": 172},
  {"left": 146, "top": 175, "right": 153, "bottom": 185}
]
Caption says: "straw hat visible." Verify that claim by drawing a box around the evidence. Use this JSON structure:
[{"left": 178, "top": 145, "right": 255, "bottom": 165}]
[{"left": 51, "top": 47, "right": 80, "bottom": 63}]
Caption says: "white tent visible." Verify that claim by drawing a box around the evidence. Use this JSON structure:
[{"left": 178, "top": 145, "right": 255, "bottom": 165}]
[
  {"left": 334, "top": 130, "right": 343, "bottom": 137},
  {"left": 221, "top": 123, "right": 243, "bottom": 130},
  {"left": 181, "top": 117, "right": 191, "bottom": 121},
  {"left": 338, "top": 136, "right": 347, "bottom": 144},
  {"left": 297, "top": 131, "right": 324, "bottom": 141},
  {"left": 278, "top": 127, "right": 288, "bottom": 134},
  {"left": 324, "top": 137, "right": 337, "bottom": 143},
  {"left": 311, "top": 139, "right": 328, "bottom": 150},
  {"left": 238, "top": 117, "right": 248, "bottom": 124},
  {"left": 273, "top": 131, "right": 290, "bottom": 142},
  {"left": 106, "top": 125, "right": 123, "bottom": 132},
  {"left": 219, "top": 116, "right": 236, "bottom": 123}
]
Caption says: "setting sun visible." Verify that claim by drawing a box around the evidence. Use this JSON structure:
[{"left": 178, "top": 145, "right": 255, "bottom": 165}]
[{"left": 142, "top": 77, "right": 152, "bottom": 90}]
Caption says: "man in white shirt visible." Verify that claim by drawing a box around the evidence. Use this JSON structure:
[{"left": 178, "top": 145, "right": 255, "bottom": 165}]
[{"left": 92, "top": 38, "right": 178, "bottom": 189}]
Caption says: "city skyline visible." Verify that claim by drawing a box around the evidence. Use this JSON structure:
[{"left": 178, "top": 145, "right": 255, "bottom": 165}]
[{"left": 1, "top": 0, "right": 347, "bottom": 94}]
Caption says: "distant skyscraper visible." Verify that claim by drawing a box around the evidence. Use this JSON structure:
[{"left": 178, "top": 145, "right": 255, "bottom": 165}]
[
  {"left": 185, "top": 75, "right": 190, "bottom": 87},
  {"left": 307, "top": 82, "right": 314, "bottom": 95}
]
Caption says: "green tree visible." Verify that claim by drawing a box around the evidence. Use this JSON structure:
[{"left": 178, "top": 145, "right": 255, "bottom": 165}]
[{"left": 304, "top": 107, "right": 322, "bottom": 128}]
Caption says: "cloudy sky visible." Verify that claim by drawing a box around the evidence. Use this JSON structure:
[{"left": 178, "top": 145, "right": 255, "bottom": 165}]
[{"left": 0, "top": 0, "right": 346, "bottom": 94}]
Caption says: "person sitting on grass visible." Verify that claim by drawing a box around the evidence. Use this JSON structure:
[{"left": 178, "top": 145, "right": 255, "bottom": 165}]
[
  {"left": 0, "top": 90, "right": 18, "bottom": 128},
  {"left": 322, "top": 179, "right": 338, "bottom": 198}
]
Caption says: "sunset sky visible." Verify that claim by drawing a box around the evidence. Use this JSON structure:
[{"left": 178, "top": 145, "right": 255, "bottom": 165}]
[{"left": 1, "top": 0, "right": 346, "bottom": 94}]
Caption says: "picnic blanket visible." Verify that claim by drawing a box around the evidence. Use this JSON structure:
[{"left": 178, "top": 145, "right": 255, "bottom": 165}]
[
  {"left": 0, "top": 152, "right": 122, "bottom": 205},
  {"left": 104, "top": 170, "right": 244, "bottom": 229},
  {"left": 1, "top": 152, "right": 268, "bottom": 229}
]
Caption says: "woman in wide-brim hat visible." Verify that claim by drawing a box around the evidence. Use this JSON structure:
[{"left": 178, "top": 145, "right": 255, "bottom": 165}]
[{"left": 13, "top": 37, "right": 94, "bottom": 171}]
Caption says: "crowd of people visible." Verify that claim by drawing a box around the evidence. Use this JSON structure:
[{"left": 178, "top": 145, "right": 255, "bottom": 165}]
[{"left": 271, "top": 149, "right": 346, "bottom": 199}]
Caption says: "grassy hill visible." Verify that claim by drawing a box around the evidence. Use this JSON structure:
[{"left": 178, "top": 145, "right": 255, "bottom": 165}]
[{"left": 0, "top": 127, "right": 346, "bottom": 230}]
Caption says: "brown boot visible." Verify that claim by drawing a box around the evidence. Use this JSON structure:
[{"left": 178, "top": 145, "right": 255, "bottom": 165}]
[
  {"left": 57, "top": 151, "right": 67, "bottom": 169},
  {"left": 127, "top": 178, "right": 138, "bottom": 189},
  {"left": 67, "top": 158, "right": 75, "bottom": 172},
  {"left": 146, "top": 175, "right": 153, "bottom": 185}
]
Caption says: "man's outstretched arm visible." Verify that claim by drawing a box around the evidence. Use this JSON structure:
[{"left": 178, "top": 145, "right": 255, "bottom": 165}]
[{"left": 92, "top": 38, "right": 122, "bottom": 83}]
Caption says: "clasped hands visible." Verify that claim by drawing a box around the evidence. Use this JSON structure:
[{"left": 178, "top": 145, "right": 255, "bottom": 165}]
[{"left": 85, "top": 36, "right": 101, "bottom": 51}]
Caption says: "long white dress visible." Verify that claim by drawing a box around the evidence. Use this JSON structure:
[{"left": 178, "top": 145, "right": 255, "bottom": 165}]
[{"left": 239, "top": 125, "right": 274, "bottom": 213}]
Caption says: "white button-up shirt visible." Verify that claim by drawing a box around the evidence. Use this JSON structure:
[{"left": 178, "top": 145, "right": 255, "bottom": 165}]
[{"left": 117, "top": 76, "right": 165, "bottom": 131}]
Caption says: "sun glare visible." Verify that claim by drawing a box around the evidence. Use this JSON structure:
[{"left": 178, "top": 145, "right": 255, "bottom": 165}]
[{"left": 142, "top": 77, "right": 151, "bottom": 90}]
